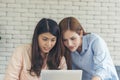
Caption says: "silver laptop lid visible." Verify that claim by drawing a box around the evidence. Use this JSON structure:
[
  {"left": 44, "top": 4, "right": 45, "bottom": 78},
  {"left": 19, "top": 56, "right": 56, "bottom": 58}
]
[{"left": 41, "top": 70, "right": 82, "bottom": 80}]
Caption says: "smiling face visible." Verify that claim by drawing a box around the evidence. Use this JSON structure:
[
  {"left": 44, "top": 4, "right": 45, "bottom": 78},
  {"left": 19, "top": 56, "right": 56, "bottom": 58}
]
[
  {"left": 63, "top": 30, "right": 82, "bottom": 52},
  {"left": 38, "top": 32, "right": 56, "bottom": 54}
]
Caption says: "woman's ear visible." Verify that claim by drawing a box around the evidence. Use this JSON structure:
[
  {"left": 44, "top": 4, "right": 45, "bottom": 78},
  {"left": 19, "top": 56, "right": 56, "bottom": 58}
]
[
  {"left": 80, "top": 30, "right": 83, "bottom": 37},
  {"left": 77, "top": 30, "right": 83, "bottom": 36}
]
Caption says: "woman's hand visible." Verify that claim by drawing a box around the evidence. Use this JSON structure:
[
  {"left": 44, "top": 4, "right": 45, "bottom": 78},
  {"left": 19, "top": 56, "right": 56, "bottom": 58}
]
[{"left": 92, "top": 76, "right": 101, "bottom": 80}]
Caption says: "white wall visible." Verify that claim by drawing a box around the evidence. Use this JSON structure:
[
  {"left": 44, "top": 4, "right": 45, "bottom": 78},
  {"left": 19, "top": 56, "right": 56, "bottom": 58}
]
[{"left": 0, "top": 0, "right": 120, "bottom": 77}]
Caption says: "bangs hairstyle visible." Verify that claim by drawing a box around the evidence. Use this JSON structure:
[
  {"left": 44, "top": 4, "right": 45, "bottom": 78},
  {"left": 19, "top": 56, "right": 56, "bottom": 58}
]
[{"left": 30, "top": 18, "right": 62, "bottom": 77}]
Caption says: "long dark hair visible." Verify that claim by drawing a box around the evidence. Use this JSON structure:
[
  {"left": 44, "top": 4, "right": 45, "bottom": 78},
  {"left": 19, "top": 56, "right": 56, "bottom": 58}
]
[
  {"left": 59, "top": 17, "right": 87, "bottom": 69},
  {"left": 30, "top": 18, "right": 62, "bottom": 77}
]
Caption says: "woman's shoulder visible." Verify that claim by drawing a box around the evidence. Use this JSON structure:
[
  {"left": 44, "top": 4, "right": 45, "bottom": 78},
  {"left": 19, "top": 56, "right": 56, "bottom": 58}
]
[
  {"left": 86, "top": 33, "right": 104, "bottom": 42},
  {"left": 87, "top": 33, "right": 107, "bottom": 47},
  {"left": 17, "top": 43, "right": 31, "bottom": 48},
  {"left": 13, "top": 44, "right": 32, "bottom": 57},
  {"left": 83, "top": 33, "right": 106, "bottom": 47},
  {"left": 90, "top": 33, "right": 101, "bottom": 39},
  {"left": 15, "top": 44, "right": 31, "bottom": 51}
]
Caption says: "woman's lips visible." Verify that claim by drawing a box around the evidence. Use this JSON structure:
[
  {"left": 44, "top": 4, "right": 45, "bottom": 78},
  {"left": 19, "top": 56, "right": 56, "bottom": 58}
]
[{"left": 44, "top": 47, "right": 51, "bottom": 51}]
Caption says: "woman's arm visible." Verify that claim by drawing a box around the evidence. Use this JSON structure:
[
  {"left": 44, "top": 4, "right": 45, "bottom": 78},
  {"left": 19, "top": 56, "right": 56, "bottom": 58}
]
[
  {"left": 92, "top": 76, "right": 101, "bottom": 80},
  {"left": 92, "top": 36, "right": 115, "bottom": 80},
  {"left": 4, "top": 46, "right": 23, "bottom": 80}
]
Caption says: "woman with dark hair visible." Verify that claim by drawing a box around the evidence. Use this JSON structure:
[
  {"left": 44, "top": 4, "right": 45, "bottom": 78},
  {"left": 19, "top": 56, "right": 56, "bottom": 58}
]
[
  {"left": 4, "top": 18, "right": 67, "bottom": 80},
  {"left": 59, "top": 17, "right": 119, "bottom": 80}
]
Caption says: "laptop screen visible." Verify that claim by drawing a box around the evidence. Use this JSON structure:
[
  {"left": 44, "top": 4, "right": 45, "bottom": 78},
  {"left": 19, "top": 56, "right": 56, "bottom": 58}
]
[{"left": 41, "top": 70, "right": 82, "bottom": 80}]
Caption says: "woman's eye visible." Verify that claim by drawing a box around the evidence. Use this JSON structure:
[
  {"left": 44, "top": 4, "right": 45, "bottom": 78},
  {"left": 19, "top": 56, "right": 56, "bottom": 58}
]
[
  {"left": 43, "top": 38, "right": 48, "bottom": 41},
  {"left": 51, "top": 39, "right": 56, "bottom": 42},
  {"left": 71, "top": 37, "right": 76, "bottom": 40}
]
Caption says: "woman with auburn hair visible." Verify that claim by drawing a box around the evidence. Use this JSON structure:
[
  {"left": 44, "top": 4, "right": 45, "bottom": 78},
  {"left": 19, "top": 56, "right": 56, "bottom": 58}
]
[
  {"left": 4, "top": 18, "right": 67, "bottom": 80},
  {"left": 59, "top": 17, "right": 119, "bottom": 80}
]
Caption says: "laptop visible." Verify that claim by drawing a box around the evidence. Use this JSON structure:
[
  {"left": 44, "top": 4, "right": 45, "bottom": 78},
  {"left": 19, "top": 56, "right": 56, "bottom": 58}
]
[{"left": 41, "top": 70, "right": 82, "bottom": 80}]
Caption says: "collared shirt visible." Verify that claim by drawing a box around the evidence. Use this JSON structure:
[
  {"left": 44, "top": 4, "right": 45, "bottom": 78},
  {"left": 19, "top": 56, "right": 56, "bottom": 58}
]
[
  {"left": 4, "top": 44, "right": 67, "bottom": 80},
  {"left": 71, "top": 33, "right": 119, "bottom": 80}
]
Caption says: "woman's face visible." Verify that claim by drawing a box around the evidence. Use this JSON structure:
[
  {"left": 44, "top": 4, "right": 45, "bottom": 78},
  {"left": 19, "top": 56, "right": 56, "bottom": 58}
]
[
  {"left": 63, "top": 30, "right": 82, "bottom": 52},
  {"left": 38, "top": 32, "right": 56, "bottom": 54}
]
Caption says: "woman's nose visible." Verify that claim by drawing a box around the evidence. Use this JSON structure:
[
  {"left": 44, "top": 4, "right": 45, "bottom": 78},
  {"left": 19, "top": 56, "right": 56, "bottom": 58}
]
[
  {"left": 47, "top": 41, "right": 52, "bottom": 47},
  {"left": 67, "top": 40, "right": 72, "bottom": 46}
]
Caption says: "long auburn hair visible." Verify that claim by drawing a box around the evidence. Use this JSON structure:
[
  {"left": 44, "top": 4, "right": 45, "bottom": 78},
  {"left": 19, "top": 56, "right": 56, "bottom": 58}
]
[
  {"left": 59, "top": 17, "right": 87, "bottom": 69},
  {"left": 30, "top": 18, "right": 62, "bottom": 77}
]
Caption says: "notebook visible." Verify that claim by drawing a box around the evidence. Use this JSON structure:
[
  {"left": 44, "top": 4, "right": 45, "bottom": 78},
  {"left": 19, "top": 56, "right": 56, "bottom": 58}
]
[{"left": 41, "top": 70, "right": 82, "bottom": 80}]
